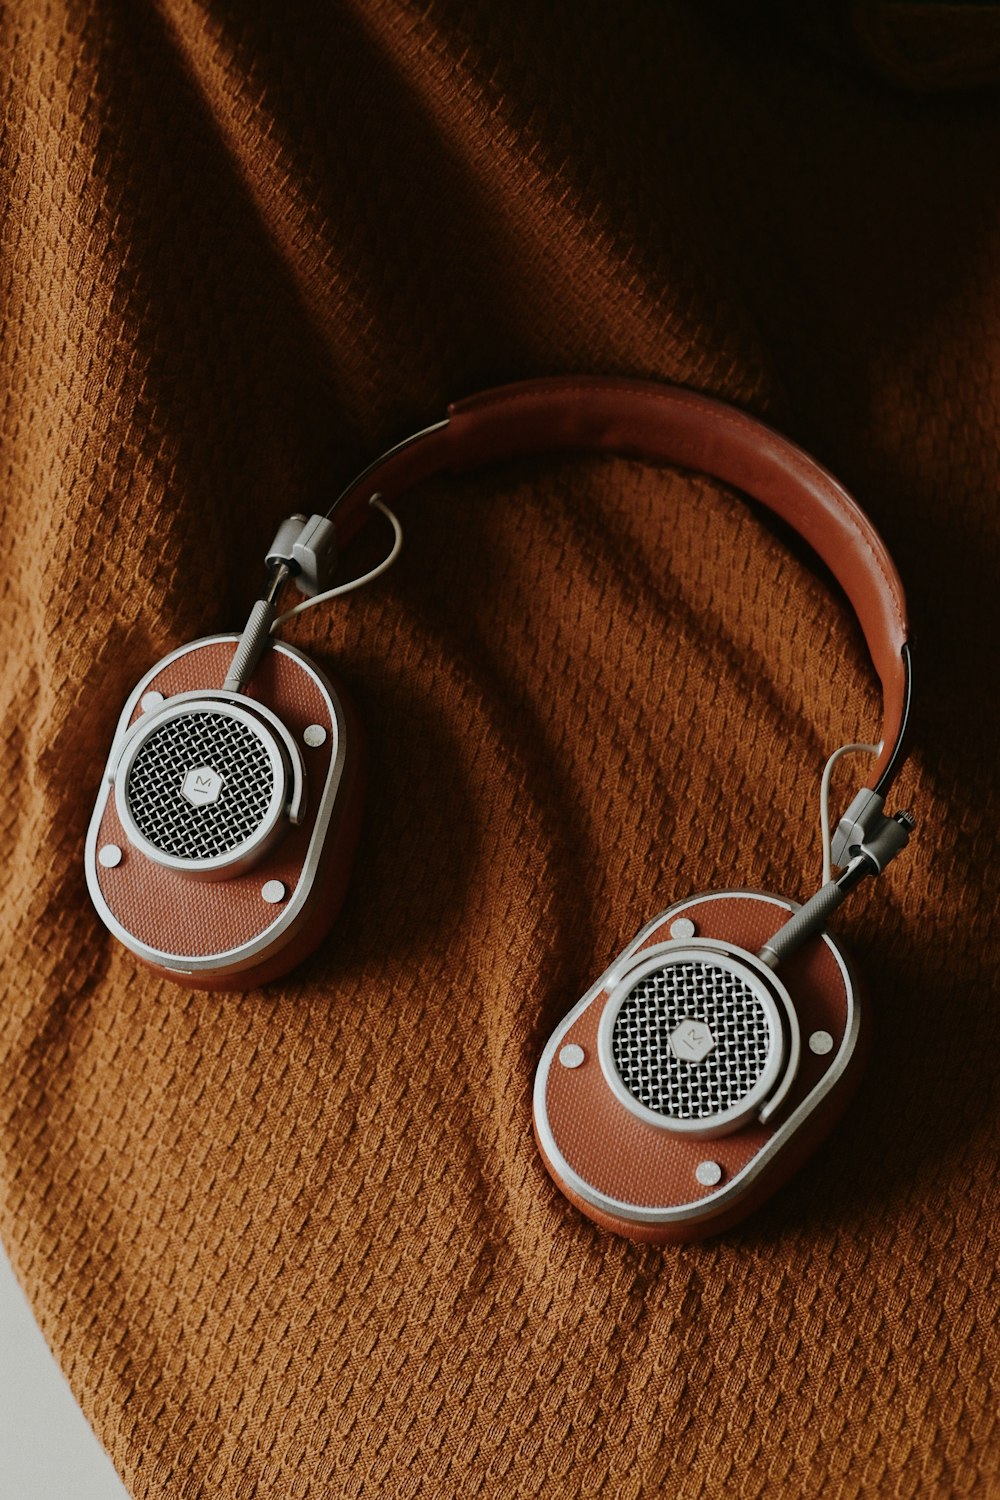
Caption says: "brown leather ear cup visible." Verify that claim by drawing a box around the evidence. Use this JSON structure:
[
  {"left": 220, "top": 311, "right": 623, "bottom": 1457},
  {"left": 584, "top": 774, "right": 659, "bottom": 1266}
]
[
  {"left": 533, "top": 891, "right": 867, "bottom": 1243},
  {"left": 86, "top": 637, "right": 365, "bottom": 990}
]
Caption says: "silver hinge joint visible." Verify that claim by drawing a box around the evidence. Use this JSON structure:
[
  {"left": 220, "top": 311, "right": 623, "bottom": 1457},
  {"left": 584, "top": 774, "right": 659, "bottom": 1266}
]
[
  {"left": 265, "top": 513, "right": 339, "bottom": 597},
  {"left": 831, "top": 788, "right": 915, "bottom": 873}
]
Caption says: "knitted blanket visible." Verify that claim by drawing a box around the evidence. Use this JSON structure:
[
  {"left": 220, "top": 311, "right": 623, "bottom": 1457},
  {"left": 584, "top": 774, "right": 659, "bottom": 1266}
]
[{"left": 1, "top": 4, "right": 996, "bottom": 1496}]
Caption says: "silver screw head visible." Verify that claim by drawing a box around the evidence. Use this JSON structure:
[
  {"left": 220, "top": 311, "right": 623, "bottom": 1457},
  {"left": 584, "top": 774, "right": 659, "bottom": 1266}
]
[
  {"left": 559, "top": 1043, "right": 585, "bottom": 1069},
  {"left": 261, "top": 880, "right": 286, "bottom": 904},
  {"left": 669, "top": 917, "right": 697, "bottom": 940},
  {"left": 695, "top": 1160, "right": 723, "bottom": 1187},
  {"left": 140, "top": 691, "right": 165, "bottom": 714},
  {"left": 303, "top": 724, "right": 327, "bottom": 748},
  {"left": 809, "top": 1030, "right": 834, "bottom": 1056},
  {"left": 98, "top": 844, "right": 123, "bottom": 868}
]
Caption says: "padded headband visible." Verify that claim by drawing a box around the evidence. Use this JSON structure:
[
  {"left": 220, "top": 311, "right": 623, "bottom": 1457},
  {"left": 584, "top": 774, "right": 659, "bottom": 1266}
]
[{"left": 329, "top": 378, "right": 912, "bottom": 793}]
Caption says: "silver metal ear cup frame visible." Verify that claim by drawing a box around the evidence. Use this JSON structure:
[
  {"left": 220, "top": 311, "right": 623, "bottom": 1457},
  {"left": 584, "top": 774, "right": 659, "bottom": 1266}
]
[
  {"left": 533, "top": 892, "right": 856, "bottom": 1231},
  {"left": 113, "top": 697, "right": 296, "bottom": 879},
  {"left": 596, "top": 943, "right": 800, "bottom": 1139},
  {"left": 87, "top": 636, "right": 351, "bottom": 978}
]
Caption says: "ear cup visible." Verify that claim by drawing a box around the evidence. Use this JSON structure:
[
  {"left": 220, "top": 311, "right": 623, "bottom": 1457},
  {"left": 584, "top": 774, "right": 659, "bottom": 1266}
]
[
  {"left": 533, "top": 891, "right": 865, "bottom": 1243},
  {"left": 86, "top": 635, "right": 365, "bottom": 990}
]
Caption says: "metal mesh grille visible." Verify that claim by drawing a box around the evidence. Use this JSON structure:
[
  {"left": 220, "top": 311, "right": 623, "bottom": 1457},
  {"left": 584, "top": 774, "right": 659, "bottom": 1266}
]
[
  {"left": 611, "top": 960, "right": 773, "bottom": 1120},
  {"left": 126, "top": 712, "right": 275, "bottom": 860}
]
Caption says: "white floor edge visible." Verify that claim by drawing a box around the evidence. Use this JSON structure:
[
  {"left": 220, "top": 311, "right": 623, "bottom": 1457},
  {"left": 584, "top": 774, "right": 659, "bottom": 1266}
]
[{"left": 0, "top": 1240, "right": 132, "bottom": 1499}]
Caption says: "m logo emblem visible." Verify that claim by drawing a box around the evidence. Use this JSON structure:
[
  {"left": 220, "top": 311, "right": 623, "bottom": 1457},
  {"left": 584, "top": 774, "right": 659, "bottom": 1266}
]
[
  {"left": 181, "top": 766, "right": 224, "bottom": 807},
  {"left": 669, "top": 1018, "right": 716, "bottom": 1063}
]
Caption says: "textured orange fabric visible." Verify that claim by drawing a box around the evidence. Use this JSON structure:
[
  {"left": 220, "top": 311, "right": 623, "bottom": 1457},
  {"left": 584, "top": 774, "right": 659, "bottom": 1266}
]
[{"left": 1, "top": 4, "right": 998, "bottom": 1498}]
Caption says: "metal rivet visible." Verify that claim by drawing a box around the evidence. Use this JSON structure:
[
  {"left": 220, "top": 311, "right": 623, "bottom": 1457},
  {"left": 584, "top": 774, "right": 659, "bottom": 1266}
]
[
  {"left": 261, "top": 880, "right": 286, "bottom": 904},
  {"left": 559, "top": 1044, "right": 585, "bottom": 1069},
  {"left": 695, "top": 1160, "right": 723, "bottom": 1187},
  {"left": 140, "top": 691, "right": 165, "bottom": 713},
  {"left": 303, "top": 724, "right": 327, "bottom": 748},
  {"left": 809, "top": 1030, "right": 834, "bottom": 1056},
  {"left": 98, "top": 844, "right": 123, "bottom": 868},
  {"left": 670, "top": 917, "right": 697, "bottom": 940}
]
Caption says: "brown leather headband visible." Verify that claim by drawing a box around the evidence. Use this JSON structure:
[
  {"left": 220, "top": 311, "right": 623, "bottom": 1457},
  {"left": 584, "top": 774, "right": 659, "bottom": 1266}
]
[{"left": 330, "top": 377, "right": 912, "bottom": 791}]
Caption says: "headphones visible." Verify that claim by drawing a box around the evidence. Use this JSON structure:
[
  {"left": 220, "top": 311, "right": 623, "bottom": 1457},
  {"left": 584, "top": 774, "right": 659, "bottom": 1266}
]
[{"left": 85, "top": 376, "right": 914, "bottom": 1241}]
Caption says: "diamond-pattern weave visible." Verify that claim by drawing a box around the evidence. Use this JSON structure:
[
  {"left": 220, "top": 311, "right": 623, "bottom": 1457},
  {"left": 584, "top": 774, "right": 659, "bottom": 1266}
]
[{"left": 1, "top": 3, "right": 997, "bottom": 1498}]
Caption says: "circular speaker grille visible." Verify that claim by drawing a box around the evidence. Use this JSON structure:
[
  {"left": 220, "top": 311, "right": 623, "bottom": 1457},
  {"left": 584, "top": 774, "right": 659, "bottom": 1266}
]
[
  {"left": 125, "top": 711, "right": 275, "bottom": 860},
  {"left": 611, "top": 959, "right": 774, "bottom": 1122}
]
